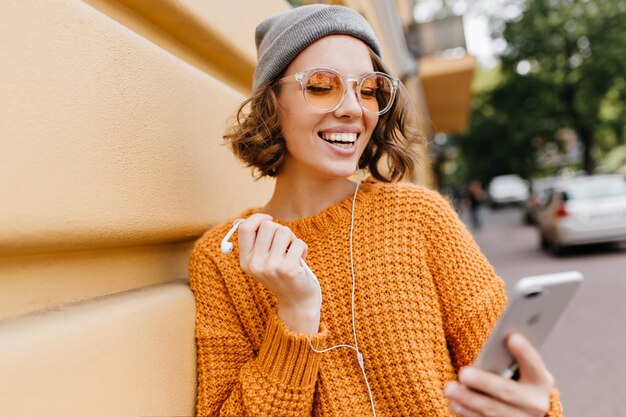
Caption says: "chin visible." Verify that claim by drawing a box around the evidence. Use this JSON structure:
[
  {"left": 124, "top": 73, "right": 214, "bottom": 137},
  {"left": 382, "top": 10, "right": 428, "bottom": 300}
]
[{"left": 322, "top": 165, "right": 360, "bottom": 179}]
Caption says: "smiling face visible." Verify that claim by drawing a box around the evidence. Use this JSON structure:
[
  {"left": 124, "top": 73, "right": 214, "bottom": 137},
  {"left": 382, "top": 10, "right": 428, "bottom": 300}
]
[{"left": 276, "top": 35, "right": 379, "bottom": 181}]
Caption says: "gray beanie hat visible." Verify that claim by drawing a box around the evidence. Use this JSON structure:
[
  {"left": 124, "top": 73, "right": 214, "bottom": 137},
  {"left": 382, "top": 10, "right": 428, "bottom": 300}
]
[{"left": 253, "top": 4, "right": 382, "bottom": 93}]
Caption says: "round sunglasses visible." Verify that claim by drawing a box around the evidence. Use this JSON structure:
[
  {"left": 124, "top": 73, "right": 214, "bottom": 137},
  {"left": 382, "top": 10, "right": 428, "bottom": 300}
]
[{"left": 279, "top": 67, "right": 399, "bottom": 115}]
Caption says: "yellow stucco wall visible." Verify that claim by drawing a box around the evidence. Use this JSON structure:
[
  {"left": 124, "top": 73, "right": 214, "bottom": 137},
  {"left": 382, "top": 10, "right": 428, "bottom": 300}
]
[
  {"left": 0, "top": 280, "right": 197, "bottom": 416},
  {"left": 0, "top": 0, "right": 287, "bottom": 319}
]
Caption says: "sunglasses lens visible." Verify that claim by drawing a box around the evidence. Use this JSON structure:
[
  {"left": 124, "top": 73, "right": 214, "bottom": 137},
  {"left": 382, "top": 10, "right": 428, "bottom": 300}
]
[
  {"left": 305, "top": 71, "right": 343, "bottom": 110},
  {"left": 359, "top": 74, "right": 394, "bottom": 114},
  {"left": 301, "top": 70, "right": 396, "bottom": 114}
]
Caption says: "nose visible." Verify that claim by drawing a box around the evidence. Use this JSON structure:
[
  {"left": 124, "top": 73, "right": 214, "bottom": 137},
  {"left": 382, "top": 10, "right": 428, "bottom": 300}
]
[{"left": 334, "top": 81, "right": 362, "bottom": 118}]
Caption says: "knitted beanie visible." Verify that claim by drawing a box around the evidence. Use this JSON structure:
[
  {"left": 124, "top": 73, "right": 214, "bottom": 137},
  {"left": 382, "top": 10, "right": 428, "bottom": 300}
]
[{"left": 253, "top": 4, "right": 382, "bottom": 93}]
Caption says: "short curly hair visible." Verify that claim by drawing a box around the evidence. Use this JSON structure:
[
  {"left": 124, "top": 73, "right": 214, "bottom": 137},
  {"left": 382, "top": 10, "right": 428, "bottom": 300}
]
[{"left": 223, "top": 51, "right": 423, "bottom": 182}]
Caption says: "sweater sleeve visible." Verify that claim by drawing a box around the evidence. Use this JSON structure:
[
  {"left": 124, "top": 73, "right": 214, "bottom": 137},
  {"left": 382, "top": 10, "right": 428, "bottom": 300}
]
[
  {"left": 417, "top": 191, "right": 563, "bottom": 417},
  {"left": 188, "top": 240, "right": 327, "bottom": 417},
  {"left": 418, "top": 191, "right": 506, "bottom": 370}
]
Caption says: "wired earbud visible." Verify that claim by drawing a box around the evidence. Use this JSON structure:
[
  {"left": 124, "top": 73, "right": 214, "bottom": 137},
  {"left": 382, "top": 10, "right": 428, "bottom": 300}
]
[{"left": 221, "top": 219, "right": 245, "bottom": 254}]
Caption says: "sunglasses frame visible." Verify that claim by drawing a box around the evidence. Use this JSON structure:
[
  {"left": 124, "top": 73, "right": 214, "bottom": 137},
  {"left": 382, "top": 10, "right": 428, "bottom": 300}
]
[{"left": 279, "top": 67, "right": 399, "bottom": 115}]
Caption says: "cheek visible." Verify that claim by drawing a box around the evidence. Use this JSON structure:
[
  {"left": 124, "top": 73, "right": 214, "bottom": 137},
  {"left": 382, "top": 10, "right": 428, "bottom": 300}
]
[
  {"left": 278, "top": 94, "right": 316, "bottom": 139},
  {"left": 280, "top": 110, "right": 315, "bottom": 146},
  {"left": 357, "top": 115, "right": 379, "bottom": 156},
  {"left": 277, "top": 87, "right": 299, "bottom": 133},
  {"left": 277, "top": 102, "right": 299, "bottom": 142},
  {"left": 364, "top": 113, "right": 379, "bottom": 140}
]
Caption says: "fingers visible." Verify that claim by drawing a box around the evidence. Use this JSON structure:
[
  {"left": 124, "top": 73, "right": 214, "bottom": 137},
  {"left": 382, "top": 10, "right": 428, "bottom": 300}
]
[
  {"left": 507, "top": 333, "right": 554, "bottom": 388},
  {"left": 254, "top": 219, "right": 281, "bottom": 255},
  {"left": 444, "top": 380, "right": 528, "bottom": 417},
  {"left": 236, "top": 214, "right": 305, "bottom": 257},
  {"left": 236, "top": 213, "right": 273, "bottom": 256},
  {"left": 458, "top": 367, "right": 525, "bottom": 406},
  {"left": 267, "top": 225, "right": 296, "bottom": 258},
  {"left": 286, "top": 237, "right": 308, "bottom": 261},
  {"left": 236, "top": 215, "right": 306, "bottom": 279},
  {"left": 237, "top": 214, "right": 297, "bottom": 252},
  {"left": 443, "top": 333, "right": 554, "bottom": 416}
]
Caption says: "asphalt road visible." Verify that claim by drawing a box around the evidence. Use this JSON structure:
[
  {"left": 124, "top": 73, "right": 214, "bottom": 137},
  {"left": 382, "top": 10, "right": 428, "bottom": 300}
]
[{"left": 462, "top": 206, "right": 626, "bottom": 417}]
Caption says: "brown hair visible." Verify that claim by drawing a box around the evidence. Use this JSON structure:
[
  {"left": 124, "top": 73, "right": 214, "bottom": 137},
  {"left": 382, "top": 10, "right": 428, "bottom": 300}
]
[{"left": 223, "top": 50, "right": 423, "bottom": 182}]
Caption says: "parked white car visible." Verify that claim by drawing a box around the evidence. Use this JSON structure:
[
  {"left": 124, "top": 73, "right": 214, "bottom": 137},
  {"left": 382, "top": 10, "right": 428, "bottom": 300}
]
[
  {"left": 487, "top": 175, "right": 529, "bottom": 208},
  {"left": 537, "top": 174, "right": 626, "bottom": 254}
]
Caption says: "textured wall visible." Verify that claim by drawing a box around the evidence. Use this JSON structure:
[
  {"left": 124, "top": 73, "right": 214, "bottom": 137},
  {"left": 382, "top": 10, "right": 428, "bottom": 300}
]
[
  {"left": 0, "top": 0, "right": 280, "bottom": 319},
  {"left": 0, "top": 281, "right": 197, "bottom": 416}
]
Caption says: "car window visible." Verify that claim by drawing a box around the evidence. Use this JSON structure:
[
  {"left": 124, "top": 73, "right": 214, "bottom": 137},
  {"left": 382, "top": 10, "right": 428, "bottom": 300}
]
[{"left": 565, "top": 179, "right": 626, "bottom": 200}]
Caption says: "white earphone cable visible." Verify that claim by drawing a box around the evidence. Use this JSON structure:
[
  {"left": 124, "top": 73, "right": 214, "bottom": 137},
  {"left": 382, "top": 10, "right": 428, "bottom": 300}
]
[{"left": 308, "top": 171, "right": 376, "bottom": 417}]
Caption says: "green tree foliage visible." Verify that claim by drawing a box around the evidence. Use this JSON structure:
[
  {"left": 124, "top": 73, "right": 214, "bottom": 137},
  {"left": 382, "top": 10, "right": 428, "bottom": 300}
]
[{"left": 455, "top": 0, "right": 626, "bottom": 183}]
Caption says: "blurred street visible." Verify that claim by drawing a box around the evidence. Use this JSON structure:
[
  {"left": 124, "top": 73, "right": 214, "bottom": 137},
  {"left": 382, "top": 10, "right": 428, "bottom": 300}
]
[{"left": 463, "top": 206, "right": 626, "bottom": 417}]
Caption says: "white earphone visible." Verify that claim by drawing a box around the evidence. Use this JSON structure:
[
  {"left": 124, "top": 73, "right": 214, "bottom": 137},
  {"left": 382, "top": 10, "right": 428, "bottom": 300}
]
[{"left": 220, "top": 219, "right": 245, "bottom": 254}]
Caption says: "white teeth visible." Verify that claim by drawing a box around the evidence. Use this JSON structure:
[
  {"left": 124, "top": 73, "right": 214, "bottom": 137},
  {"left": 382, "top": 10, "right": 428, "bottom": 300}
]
[{"left": 321, "top": 132, "right": 358, "bottom": 142}]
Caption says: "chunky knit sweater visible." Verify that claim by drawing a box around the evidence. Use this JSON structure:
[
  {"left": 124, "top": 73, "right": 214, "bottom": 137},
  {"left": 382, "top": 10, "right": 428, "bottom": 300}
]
[{"left": 189, "top": 179, "right": 563, "bottom": 416}]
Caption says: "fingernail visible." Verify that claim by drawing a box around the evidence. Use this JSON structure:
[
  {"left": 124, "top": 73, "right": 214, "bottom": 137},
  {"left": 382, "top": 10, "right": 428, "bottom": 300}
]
[
  {"left": 459, "top": 367, "right": 475, "bottom": 383},
  {"left": 444, "top": 382, "right": 457, "bottom": 396},
  {"left": 450, "top": 402, "right": 463, "bottom": 414},
  {"left": 509, "top": 333, "right": 524, "bottom": 347}
]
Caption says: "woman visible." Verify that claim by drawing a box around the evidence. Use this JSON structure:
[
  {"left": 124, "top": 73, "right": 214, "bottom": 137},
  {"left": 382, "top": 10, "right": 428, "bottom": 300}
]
[{"left": 189, "top": 5, "right": 561, "bottom": 416}]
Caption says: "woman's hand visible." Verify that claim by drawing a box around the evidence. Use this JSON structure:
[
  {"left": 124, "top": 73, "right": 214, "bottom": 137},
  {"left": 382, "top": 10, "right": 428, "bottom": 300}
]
[
  {"left": 236, "top": 214, "right": 321, "bottom": 335},
  {"left": 444, "top": 333, "right": 554, "bottom": 417}
]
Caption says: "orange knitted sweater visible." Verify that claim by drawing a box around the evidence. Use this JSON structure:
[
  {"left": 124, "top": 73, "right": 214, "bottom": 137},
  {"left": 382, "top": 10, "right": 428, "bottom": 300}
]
[{"left": 189, "top": 180, "right": 563, "bottom": 416}]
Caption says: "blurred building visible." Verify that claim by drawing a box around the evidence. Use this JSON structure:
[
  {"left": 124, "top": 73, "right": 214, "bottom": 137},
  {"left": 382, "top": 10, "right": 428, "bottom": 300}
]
[
  {"left": 0, "top": 1, "right": 474, "bottom": 415},
  {"left": 407, "top": 14, "right": 476, "bottom": 134}
]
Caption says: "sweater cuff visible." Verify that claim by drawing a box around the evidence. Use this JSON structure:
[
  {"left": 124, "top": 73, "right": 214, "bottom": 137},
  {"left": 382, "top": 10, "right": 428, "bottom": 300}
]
[
  {"left": 546, "top": 388, "right": 563, "bottom": 416},
  {"left": 257, "top": 313, "right": 328, "bottom": 387}
]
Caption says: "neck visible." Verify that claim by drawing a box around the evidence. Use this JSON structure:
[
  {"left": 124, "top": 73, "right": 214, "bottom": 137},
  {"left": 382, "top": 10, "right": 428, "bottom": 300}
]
[{"left": 262, "top": 174, "right": 359, "bottom": 221}]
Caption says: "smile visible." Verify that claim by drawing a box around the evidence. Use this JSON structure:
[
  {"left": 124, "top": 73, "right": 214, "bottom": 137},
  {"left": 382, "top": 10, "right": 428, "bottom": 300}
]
[{"left": 319, "top": 132, "right": 358, "bottom": 148}]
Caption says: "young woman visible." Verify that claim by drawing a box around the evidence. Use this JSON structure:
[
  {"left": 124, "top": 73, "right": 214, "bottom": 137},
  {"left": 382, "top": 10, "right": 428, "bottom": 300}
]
[{"left": 189, "top": 5, "right": 561, "bottom": 416}]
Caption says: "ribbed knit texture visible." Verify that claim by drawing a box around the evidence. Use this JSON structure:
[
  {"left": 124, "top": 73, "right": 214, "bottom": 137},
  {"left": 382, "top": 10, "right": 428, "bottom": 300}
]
[{"left": 189, "top": 179, "right": 563, "bottom": 416}]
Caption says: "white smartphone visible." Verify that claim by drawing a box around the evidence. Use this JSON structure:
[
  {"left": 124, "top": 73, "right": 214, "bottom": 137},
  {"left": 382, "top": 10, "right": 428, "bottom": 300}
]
[{"left": 473, "top": 271, "right": 583, "bottom": 378}]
